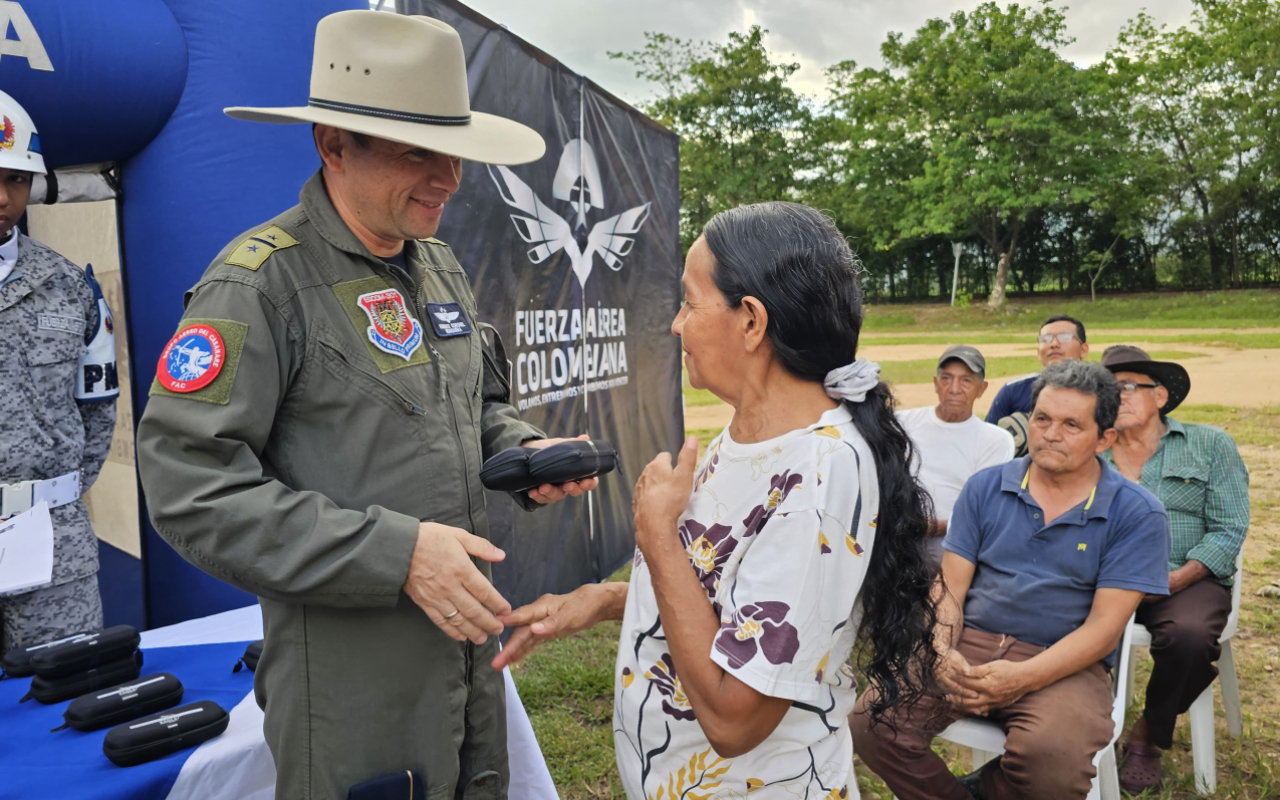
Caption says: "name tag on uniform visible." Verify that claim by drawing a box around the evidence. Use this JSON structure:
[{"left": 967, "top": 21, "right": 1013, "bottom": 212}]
[
  {"left": 426, "top": 302, "right": 473, "bottom": 338},
  {"left": 38, "top": 314, "right": 85, "bottom": 336}
]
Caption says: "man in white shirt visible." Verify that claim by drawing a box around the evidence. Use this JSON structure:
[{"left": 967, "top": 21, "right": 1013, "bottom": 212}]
[{"left": 897, "top": 345, "right": 1015, "bottom": 571}]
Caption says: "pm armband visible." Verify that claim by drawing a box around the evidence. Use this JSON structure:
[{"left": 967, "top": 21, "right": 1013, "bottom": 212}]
[{"left": 76, "top": 264, "right": 120, "bottom": 403}]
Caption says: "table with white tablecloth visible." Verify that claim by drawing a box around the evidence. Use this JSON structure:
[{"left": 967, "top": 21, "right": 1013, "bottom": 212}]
[
  {"left": 145, "top": 604, "right": 560, "bottom": 800},
  {"left": 0, "top": 603, "right": 559, "bottom": 800}
]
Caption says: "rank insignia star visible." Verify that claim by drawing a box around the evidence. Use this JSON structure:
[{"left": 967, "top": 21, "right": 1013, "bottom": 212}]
[{"left": 225, "top": 225, "right": 300, "bottom": 271}]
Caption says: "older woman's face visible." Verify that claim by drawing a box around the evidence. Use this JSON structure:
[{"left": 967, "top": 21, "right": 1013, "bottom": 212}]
[
  {"left": 672, "top": 238, "right": 743, "bottom": 395},
  {"left": 1113, "top": 370, "right": 1168, "bottom": 431}
]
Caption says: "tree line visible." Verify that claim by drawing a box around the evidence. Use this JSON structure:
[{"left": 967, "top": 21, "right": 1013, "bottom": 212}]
[{"left": 612, "top": 0, "right": 1280, "bottom": 305}]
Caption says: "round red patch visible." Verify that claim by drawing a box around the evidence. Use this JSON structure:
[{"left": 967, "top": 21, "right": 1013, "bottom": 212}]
[{"left": 156, "top": 324, "right": 225, "bottom": 393}]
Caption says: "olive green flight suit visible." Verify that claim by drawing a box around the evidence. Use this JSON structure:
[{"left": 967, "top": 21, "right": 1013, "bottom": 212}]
[{"left": 136, "top": 171, "right": 544, "bottom": 800}]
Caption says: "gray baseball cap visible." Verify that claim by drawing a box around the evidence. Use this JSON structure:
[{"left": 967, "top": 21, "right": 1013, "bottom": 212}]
[{"left": 938, "top": 345, "right": 986, "bottom": 374}]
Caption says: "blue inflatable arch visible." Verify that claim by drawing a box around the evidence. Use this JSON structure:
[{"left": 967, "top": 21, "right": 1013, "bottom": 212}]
[{"left": 3, "top": 0, "right": 364, "bottom": 628}]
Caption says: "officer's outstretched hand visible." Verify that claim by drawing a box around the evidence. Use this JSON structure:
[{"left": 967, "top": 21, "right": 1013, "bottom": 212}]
[
  {"left": 404, "top": 522, "right": 511, "bottom": 644},
  {"left": 524, "top": 434, "right": 600, "bottom": 504}
]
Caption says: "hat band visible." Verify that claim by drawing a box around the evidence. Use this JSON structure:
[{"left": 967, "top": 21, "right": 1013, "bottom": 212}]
[{"left": 308, "top": 97, "right": 471, "bottom": 126}]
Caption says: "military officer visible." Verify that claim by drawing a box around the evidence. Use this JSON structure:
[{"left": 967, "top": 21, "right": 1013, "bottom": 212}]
[
  {"left": 0, "top": 90, "right": 119, "bottom": 650},
  {"left": 135, "top": 11, "right": 592, "bottom": 800}
]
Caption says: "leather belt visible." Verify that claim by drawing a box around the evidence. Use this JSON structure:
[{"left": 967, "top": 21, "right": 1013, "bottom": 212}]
[{"left": 0, "top": 470, "right": 82, "bottom": 520}]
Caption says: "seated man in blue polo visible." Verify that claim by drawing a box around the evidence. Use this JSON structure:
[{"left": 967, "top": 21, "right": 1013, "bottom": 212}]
[{"left": 851, "top": 360, "right": 1170, "bottom": 800}]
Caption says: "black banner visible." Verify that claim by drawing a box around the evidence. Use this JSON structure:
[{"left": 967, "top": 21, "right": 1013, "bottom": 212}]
[{"left": 399, "top": 0, "right": 684, "bottom": 607}]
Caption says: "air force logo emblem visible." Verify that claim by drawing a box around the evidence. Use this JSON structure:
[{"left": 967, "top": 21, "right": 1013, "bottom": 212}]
[
  {"left": 157, "top": 324, "right": 225, "bottom": 393},
  {"left": 357, "top": 289, "right": 423, "bottom": 361},
  {"left": 489, "top": 138, "right": 651, "bottom": 288},
  {"left": 426, "top": 302, "right": 472, "bottom": 338}
]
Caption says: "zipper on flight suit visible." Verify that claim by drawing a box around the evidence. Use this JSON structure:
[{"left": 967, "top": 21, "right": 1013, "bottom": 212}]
[
  {"left": 381, "top": 254, "right": 482, "bottom": 538},
  {"left": 416, "top": 276, "right": 481, "bottom": 540}
]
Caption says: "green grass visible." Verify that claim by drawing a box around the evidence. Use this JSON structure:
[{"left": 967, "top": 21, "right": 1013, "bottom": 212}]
[
  {"left": 1176, "top": 405, "right": 1280, "bottom": 447},
  {"left": 862, "top": 289, "right": 1280, "bottom": 333},
  {"left": 861, "top": 332, "right": 1280, "bottom": 349},
  {"left": 878, "top": 352, "right": 1205, "bottom": 386},
  {"left": 685, "top": 354, "right": 1206, "bottom": 398},
  {"left": 508, "top": 565, "right": 630, "bottom": 800}
]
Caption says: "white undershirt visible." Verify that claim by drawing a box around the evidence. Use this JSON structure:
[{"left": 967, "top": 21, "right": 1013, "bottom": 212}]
[
  {"left": 0, "top": 230, "right": 17, "bottom": 284},
  {"left": 897, "top": 404, "right": 1016, "bottom": 521}
]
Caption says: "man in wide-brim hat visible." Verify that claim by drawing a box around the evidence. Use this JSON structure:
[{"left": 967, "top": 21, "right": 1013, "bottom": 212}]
[
  {"left": 1100, "top": 346, "right": 1250, "bottom": 795},
  {"left": 137, "top": 11, "right": 593, "bottom": 798}
]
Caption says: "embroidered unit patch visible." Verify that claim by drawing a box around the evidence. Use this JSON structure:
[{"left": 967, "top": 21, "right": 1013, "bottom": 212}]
[
  {"left": 426, "top": 302, "right": 472, "bottom": 338},
  {"left": 149, "top": 319, "right": 248, "bottom": 405},
  {"left": 357, "top": 289, "right": 424, "bottom": 361},
  {"left": 37, "top": 313, "right": 85, "bottom": 336},
  {"left": 156, "top": 324, "right": 225, "bottom": 393}
]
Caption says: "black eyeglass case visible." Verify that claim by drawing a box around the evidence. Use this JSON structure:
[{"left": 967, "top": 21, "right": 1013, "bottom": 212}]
[
  {"left": 527, "top": 439, "right": 617, "bottom": 486},
  {"left": 103, "top": 701, "right": 230, "bottom": 767},
  {"left": 53, "top": 673, "right": 184, "bottom": 732},
  {"left": 478, "top": 446, "right": 538, "bottom": 493},
  {"left": 2, "top": 629, "right": 99, "bottom": 678},
  {"left": 29, "top": 625, "right": 140, "bottom": 679},
  {"left": 233, "top": 640, "right": 263, "bottom": 673},
  {"left": 348, "top": 770, "right": 426, "bottom": 800},
  {"left": 22, "top": 651, "right": 144, "bottom": 704}
]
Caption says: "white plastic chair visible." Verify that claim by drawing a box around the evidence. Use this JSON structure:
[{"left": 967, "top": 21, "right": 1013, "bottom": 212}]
[
  {"left": 894, "top": 619, "right": 1134, "bottom": 800},
  {"left": 1123, "top": 549, "right": 1245, "bottom": 795}
]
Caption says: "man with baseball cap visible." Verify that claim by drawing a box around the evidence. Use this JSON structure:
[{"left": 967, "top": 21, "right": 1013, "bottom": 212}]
[
  {"left": 1099, "top": 346, "right": 1249, "bottom": 794},
  {"left": 136, "top": 11, "right": 591, "bottom": 798},
  {"left": 897, "top": 345, "right": 1014, "bottom": 571},
  {"left": 0, "top": 90, "right": 119, "bottom": 650}
]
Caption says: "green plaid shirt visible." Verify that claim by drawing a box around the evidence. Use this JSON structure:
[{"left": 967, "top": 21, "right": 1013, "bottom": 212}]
[{"left": 1103, "top": 417, "right": 1249, "bottom": 586}]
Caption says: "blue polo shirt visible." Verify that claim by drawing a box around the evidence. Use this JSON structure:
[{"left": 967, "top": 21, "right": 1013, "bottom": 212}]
[{"left": 944, "top": 456, "right": 1170, "bottom": 666}]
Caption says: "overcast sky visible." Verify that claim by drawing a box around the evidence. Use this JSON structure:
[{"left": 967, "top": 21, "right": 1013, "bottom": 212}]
[{"left": 430, "top": 0, "right": 1197, "bottom": 103}]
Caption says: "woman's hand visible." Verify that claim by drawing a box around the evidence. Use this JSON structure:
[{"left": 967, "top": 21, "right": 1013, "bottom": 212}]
[
  {"left": 491, "top": 582, "right": 627, "bottom": 670},
  {"left": 632, "top": 436, "right": 699, "bottom": 559}
]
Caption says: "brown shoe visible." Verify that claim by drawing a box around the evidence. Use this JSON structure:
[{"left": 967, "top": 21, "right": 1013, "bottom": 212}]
[{"left": 1119, "top": 742, "right": 1163, "bottom": 795}]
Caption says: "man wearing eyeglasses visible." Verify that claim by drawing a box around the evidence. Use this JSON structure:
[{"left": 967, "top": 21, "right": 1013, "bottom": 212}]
[
  {"left": 898, "top": 345, "right": 1015, "bottom": 572},
  {"left": 1099, "top": 346, "right": 1249, "bottom": 795},
  {"left": 986, "top": 315, "right": 1090, "bottom": 455}
]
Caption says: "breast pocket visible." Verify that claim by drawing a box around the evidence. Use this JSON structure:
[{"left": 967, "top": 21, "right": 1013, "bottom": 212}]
[
  {"left": 23, "top": 324, "right": 87, "bottom": 405},
  {"left": 309, "top": 322, "right": 429, "bottom": 416},
  {"left": 1054, "top": 533, "right": 1103, "bottom": 587},
  {"left": 1161, "top": 460, "right": 1210, "bottom": 515}
]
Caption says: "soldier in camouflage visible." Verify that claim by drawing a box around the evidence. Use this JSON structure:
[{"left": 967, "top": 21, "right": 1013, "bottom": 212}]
[{"left": 0, "top": 90, "right": 118, "bottom": 651}]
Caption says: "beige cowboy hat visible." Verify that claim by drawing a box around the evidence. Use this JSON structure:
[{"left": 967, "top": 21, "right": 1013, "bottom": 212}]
[{"left": 225, "top": 10, "right": 545, "bottom": 166}]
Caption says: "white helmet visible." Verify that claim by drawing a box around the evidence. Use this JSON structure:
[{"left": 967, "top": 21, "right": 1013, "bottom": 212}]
[{"left": 0, "top": 90, "right": 46, "bottom": 175}]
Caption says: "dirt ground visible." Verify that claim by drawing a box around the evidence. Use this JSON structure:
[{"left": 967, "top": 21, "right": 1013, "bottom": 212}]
[{"left": 685, "top": 346, "right": 1280, "bottom": 430}]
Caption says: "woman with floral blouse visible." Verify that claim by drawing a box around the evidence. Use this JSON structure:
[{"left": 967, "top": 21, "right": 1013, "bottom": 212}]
[{"left": 494, "top": 202, "right": 938, "bottom": 800}]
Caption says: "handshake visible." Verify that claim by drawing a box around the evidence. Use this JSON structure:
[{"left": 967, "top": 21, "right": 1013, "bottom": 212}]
[{"left": 401, "top": 436, "right": 616, "bottom": 648}]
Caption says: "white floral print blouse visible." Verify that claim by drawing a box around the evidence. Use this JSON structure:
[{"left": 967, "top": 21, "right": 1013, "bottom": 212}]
[{"left": 614, "top": 405, "right": 879, "bottom": 800}]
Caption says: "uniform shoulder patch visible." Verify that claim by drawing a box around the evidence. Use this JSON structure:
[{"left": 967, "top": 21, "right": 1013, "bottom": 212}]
[
  {"left": 149, "top": 318, "right": 249, "bottom": 405},
  {"left": 225, "top": 226, "right": 300, "bottom": 271},
  {"left": 417, "top": 237, "right": 448, "bottom": 246}
]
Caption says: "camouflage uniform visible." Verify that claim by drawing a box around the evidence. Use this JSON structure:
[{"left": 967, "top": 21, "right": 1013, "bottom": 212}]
[{"left": 0, "top": 232, "right": 116, "bottom": 651}]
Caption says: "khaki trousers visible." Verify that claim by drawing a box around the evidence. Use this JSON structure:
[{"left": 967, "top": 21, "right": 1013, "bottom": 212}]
[{"left": 851, "top": 627, "right": 1115, "bottom": 800}]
